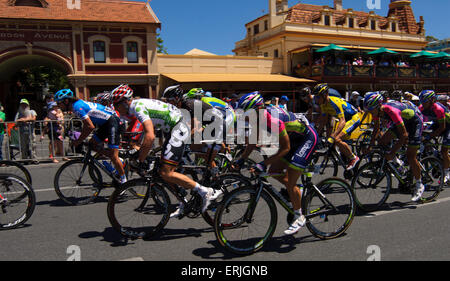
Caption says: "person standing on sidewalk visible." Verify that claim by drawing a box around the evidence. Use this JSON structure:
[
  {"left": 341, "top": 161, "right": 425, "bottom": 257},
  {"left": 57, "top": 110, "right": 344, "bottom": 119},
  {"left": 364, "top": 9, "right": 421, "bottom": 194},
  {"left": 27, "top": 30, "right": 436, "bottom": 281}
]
[
  {"left": 0, "top": 103, "right": 5, "bottom": 160},
  {"left": 14, "top": 99, "right": 38, "bottom": 162}
]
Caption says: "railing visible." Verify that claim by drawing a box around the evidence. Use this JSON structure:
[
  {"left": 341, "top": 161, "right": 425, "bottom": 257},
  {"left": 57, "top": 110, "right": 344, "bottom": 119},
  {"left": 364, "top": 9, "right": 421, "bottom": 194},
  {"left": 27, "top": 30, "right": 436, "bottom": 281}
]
[
  {"left": 0, "top": 118, "right": 84, "bottom": 162},
  {"left": 301, "top": 64, "right": 449, "bottom": 79}
]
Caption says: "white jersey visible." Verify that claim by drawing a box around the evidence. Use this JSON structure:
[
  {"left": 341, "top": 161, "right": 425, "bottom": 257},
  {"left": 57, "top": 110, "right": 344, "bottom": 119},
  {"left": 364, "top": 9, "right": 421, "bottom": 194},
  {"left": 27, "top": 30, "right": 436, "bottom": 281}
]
[{"left": 128, "top": 99, "right": 183, "bottom": 134}]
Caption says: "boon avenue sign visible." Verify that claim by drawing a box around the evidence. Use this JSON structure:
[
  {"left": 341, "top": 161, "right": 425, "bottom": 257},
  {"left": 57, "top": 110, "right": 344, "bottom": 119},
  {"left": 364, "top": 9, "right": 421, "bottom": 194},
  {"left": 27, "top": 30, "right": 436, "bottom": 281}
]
[{"left": 0, "top": 30, "right": 71, "bottom": 42}]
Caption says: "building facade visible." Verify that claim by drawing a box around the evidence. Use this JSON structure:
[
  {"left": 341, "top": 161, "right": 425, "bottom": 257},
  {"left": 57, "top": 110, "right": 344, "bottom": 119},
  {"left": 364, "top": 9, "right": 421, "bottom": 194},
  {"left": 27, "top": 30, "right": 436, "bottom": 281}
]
[
  {"left": 234, "top": 0, "right": 449, "bottom": 95},
  {"left": 0, "top": 0, "right": 160, "bottom": 118}
]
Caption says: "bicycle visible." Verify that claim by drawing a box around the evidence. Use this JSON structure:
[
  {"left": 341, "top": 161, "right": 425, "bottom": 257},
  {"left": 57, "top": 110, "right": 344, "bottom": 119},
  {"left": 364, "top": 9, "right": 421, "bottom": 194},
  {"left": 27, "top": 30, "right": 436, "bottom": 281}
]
[
  {"left": 351, "top": 146, "right": 443, "bottom": 212},
  {"left": 213, "top": 170, "right": 356, "bottom": 255},
  {"left": 0, "top": 174, "right": 36, "bottom": 230},
  {"left": 107, "top": 155, "right": 250, "bottom": 239},
  {"left": 0, "top": 160, "right": 32, "bottom": 184}
]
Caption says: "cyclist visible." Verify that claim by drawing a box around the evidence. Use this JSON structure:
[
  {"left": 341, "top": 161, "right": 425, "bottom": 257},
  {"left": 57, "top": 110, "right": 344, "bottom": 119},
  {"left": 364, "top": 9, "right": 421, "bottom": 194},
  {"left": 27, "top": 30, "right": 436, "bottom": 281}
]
[
  {"left": 314, "top": 83, "right": 361, "bottom": 170},
  {"left": 418, "top": 90, "right": 450, "bottom": 183},
  {"left": 54, "top": 89, "right": 127, "bottom": 184},
  {"left": 233, "top": 92, "right": 318, "bottom": 235},
  {"left": 363, "top": 92, "right": 425, "bottom": 201},
  {"left": 112, "top": 87, "right": 222, "bottom": 214},
  {"left": 298, "top": 86, "right": 320, "bottom": 125}
]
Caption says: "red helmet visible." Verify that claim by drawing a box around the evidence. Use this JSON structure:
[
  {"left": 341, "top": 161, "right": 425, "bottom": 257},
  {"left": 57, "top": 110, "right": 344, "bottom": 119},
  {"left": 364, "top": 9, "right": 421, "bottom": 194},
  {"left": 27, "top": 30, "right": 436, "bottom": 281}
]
[{"left": 112, "top": 84, "right": 133, "bottom": 104}]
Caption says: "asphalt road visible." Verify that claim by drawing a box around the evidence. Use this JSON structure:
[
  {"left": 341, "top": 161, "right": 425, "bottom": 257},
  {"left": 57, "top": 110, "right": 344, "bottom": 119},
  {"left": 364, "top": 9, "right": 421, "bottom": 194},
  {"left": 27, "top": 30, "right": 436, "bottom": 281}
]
[{"left": 0, "top": 161, "right": 449, "bottom": 261}]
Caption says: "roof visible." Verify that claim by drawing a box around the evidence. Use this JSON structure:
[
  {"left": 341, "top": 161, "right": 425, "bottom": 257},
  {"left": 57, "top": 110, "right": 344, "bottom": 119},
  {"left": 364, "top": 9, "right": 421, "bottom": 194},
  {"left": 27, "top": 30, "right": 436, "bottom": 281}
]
[
  {"left": 184, "top": 49, "right": 217, "bottom": 56},
  {"left": 285, "top": 2, "right": 421, "bottom": 35},
  {"left": 161, "top": 73, "right": 315, "bottom": 83},
  {"left": 0, "top": 0, "right": 160, "bottom": 24}
]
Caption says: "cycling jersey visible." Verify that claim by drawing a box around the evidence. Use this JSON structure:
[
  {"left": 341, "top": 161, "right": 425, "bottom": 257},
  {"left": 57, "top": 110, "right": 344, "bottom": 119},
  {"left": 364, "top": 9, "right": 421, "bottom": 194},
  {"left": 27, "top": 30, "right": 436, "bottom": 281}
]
[
  {"left": 419, "top": 102, "right": 450, "bottom": 124},
  {"left": 72, "top": 100, "right": 114, "bottom": 125},
  {"left": 320, "top": 96, "right": 358, "bottom": 121},
  {"left": 129, "top": 99, "right": 183, "bottom": 134},
  {"left": 201, "top": 96, "right": 236, "bottom": 122},
  {"left": 266, "top": 107, "right": 308, "bottom": 135}
]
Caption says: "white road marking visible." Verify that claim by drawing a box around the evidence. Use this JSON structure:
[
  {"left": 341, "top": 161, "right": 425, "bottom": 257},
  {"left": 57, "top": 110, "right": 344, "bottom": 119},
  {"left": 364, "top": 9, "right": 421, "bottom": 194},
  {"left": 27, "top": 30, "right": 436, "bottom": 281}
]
[{"left": 119, "top": 257, "right": 144, "bottom": 261}]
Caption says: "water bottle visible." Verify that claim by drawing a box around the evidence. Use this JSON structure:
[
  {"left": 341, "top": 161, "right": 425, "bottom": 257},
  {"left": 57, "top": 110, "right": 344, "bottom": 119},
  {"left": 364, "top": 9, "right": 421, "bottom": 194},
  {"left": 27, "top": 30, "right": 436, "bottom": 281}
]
[
  {"left": 102, "top": 160, "right": 116, "bottom": 174},
  {"left": 393, "top": 156, "right": 406, "bottom": 175}
]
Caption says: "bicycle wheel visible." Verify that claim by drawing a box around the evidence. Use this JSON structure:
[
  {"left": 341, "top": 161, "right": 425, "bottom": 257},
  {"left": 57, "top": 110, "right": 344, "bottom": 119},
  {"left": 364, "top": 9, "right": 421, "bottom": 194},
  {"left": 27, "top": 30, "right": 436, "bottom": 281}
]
[
  {"left": 214, "top": 187, "right": 277, "bottom": 255},
  {"left": 202, "top": 174, "right": 252, "bottom": 227},
  {"left": 420, "top": 156, "right": 443, "bottom": 203},
  {"left": 107, "top": 178, "right": 171, "bottom": 239},
  {"left": 351, "top": 161, "right": 391, "bottom": 212},
  {"left": 0, "top": 174, "right": 36, "bottom": 230},
  {"left": 54, "top": 159, "right": 102, "bottom": 205},
  {"left": 304, "top": 177, "right": 355, "bottom": 240},
  {"left": 0, "top": 161, "right": 32, "bottom": 185}
]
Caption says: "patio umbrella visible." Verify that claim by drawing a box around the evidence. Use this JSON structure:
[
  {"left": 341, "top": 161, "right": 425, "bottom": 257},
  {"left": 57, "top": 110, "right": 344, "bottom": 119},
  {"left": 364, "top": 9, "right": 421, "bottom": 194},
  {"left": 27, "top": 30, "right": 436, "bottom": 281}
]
[
  {"left": 430, "top": 52, "right": 450, "bottom": 59},
  {"left": 367, "top": 47, "right": 398, "bottom": 55},
  {"left": 315, "top": 44, "right": 349, "bottom": 53},
  {"left": 410, "top": 50, "right": 436, "bottom": 58}
]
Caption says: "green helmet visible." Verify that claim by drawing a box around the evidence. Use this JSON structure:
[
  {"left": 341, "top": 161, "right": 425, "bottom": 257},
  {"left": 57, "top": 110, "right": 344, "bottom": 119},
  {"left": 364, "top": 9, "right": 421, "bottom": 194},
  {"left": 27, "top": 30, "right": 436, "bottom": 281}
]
[{"left": 183, "top": 88, "right": 205, "bottom": 100}]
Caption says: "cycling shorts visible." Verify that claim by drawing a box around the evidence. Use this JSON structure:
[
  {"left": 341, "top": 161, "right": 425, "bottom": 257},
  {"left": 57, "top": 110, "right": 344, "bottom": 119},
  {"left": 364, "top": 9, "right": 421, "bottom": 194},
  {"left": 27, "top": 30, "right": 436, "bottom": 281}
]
[
  {"left": 92, "top": 115, "right": 121, "bottom": 149},
  {"left": 281, "top": 125, "right": 318, "bottom": 171},
  {"left": 388, "top": 116, "right": 423, "bottom": 148},
  {"left": 161, "top": 121, "right": 190, "bottom": 166}
]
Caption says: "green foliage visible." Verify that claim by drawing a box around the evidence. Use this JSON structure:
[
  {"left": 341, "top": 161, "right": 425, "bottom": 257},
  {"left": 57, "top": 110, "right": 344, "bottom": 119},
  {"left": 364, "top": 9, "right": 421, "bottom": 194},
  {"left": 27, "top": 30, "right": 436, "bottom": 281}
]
[
  {"left": 14, "top": 66, "right": 71, "bottom": 94},
  {"left": 157, "top": 32, "right": 168, "bottom": 54}
]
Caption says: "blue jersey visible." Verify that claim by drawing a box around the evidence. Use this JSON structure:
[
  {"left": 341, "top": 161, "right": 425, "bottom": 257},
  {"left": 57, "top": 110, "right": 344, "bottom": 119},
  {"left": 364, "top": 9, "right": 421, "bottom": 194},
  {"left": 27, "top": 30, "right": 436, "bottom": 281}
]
[{"left": 72, "top": 100, "right": 114, "bottom": 126}]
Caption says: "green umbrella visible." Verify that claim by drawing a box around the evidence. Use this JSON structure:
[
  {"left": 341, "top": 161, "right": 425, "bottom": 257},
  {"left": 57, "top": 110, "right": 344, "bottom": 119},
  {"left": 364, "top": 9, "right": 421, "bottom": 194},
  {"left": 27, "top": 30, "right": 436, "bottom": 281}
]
[
  {"left": 430, "top": 52, "right": 450, "bottom": 59},
  {"left": 315, "top": 44, "right": 349, "bottom": 53},
  {"left": 410, "top": 50, "right": 436, "bottom": 58},
  {"left": 367, "top": 47, "right": 398, "bottom": 55}
]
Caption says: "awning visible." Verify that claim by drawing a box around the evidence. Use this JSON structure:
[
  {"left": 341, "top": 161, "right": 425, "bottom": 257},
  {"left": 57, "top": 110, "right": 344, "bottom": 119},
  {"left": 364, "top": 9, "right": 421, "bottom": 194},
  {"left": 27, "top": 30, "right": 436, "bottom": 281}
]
[{"left": 161, "top": 73, "right": 315, "bottom": 83}]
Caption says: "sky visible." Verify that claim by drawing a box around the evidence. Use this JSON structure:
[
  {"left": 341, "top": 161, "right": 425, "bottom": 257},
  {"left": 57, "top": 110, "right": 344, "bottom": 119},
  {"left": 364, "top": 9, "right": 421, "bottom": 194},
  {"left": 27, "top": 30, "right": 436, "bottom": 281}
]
[{"left": 134, "top": 0, "right": 449, "bottom": 55}]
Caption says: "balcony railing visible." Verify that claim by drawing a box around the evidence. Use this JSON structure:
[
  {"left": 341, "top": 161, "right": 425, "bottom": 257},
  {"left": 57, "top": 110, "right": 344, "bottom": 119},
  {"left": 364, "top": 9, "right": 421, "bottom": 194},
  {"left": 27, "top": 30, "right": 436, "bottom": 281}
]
[{"left": 297, "top": 64, "right": 449, "bottom": 79}]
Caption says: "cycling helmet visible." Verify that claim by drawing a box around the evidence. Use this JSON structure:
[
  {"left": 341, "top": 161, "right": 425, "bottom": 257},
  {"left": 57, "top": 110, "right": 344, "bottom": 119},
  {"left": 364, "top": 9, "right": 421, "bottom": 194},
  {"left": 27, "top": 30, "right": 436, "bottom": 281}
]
[
  {"left": 112, "top": 84, "right": 133, "bottom": 104},
  {"left": 162, "top": 85, "right": 184, "bottom": 101},
  {"left": 364, "top": 92, "right": 384, "bottom": 111},
  {"left": 238, "top": 91, "right": 264, "bottom": 111},
  {"left": 391, "top": 90, "right": 403, "bottom": 101},
  {"left": 298, "top": 87, "right": 311, "bottom": 97},
  {"left": 54, "top": 89, "right": 74, "bottom": 102},
  {"left": 419, "top": 90, "right": 436, "bottom": 103},
  {"left": 183, "top": 88, "right": 204, "bottom": 100},
  {"left": 312, "top": 83, "right": 329, "bottom": 96},
  {"left": 97, "top": 91, "right": 113, "bottom": 105}
]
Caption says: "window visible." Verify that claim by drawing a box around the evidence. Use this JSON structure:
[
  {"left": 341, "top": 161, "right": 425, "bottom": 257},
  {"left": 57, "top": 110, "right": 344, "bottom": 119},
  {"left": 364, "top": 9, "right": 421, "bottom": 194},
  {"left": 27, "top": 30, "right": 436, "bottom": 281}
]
[
  {"left": 264, "top": 20, "right": 268, "bottom": 31},
  {"left": 254, "top": 24, "right": 260, "bottom": 35},
  {"left": 371, "top": 20, "right": 376, "bottom": 30},
  {"left": 324, "top": 15, "right": 330, "bottom": 26},
  {"left": 349, "top": 18, "right": 354, "bottom": 28},
  {"left": 274, "top": 49, "right": 279, "bottom": 58},
  {"left": 93, "top": 41, "right": 106, "bottom": 63},
  {"left": 126, "top": 42, "right": 138, "bottom": 63},
  {"left": 264, "top": 52, "right": 269, "bottom": 58},
  {"left": 391, "top": 22, "right": 396, "bottom": 32}
]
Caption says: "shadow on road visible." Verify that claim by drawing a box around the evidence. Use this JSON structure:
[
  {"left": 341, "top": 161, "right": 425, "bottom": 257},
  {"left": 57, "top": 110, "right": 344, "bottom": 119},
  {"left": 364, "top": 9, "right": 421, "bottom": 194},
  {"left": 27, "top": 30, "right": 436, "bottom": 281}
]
[
  {"left": 78, "top": 228, "right": 135, "bottom": 247},
  {"left": 192, "top": 233, "right": 324, "bottom": 259},
  {"left": 355, "top": 200, "right": 418, "bottom": 217}
]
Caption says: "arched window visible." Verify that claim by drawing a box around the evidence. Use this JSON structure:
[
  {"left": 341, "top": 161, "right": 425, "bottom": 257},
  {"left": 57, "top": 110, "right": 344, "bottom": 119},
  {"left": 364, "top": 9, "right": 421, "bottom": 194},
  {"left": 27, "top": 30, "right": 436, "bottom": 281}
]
[
  {"left": 9, "top": 0, "right": 48, "bottom": 7},
  {"left": 93, "top": 41, "right": 106, "bottom": 63},
  {"left": 126, "top": 42, "right": 138, "bottom": 63}
]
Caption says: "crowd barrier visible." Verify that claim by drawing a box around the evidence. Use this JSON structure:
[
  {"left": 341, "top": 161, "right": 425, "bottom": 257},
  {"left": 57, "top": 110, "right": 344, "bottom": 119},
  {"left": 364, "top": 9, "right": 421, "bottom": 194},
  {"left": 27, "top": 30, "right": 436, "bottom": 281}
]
[{"left": 0, "top": 118, "right": 84, "bottom": 162}]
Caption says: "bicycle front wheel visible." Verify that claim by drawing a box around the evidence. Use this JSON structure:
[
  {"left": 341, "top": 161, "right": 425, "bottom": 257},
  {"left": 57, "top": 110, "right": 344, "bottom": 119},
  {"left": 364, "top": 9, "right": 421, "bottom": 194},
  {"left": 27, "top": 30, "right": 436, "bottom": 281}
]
[
  {"left": 214, "top": 187, "right": 277, "bottom": 256},
  {"left": 107, "top": 178, "right": 171, "bottom": 239},
  {"left": 351, "top": 161, "right": 391, "bottom": 212},
  {"left": 0, "top": 174, "right": 36, "bottom": 230},
  {"left": 420, "top": 156, "right": 443, "bottom": 203},
  {"left": 54, "top": 159, "right": 102, "bottom": 205},
  {"left": 304, "top": 177, "right": 355, "bottom": 240}
]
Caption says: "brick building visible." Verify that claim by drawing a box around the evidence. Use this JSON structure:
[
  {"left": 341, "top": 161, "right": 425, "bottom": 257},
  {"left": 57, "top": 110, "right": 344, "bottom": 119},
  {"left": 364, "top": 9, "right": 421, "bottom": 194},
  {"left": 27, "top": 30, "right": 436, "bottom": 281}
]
[{"left": 0, "top": 0, "right": 160, "bottom": 118}]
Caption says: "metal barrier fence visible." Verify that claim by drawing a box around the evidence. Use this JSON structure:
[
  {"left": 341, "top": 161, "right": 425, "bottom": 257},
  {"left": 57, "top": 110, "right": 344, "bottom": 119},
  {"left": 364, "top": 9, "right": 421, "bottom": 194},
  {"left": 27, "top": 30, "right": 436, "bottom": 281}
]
[{"left": 0, "top": 118, "right": 84, "bottom": 162}]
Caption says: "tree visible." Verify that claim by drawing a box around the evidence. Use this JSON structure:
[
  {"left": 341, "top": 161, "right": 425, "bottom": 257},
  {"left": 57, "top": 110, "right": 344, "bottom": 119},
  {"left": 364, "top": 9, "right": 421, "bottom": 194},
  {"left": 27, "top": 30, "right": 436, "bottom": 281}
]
[
  {"left": 426, "top": 35, "right": 439, "bottom": 42},
  {"left": 156, "top": 32, "right": 168, "bottom": 54}
]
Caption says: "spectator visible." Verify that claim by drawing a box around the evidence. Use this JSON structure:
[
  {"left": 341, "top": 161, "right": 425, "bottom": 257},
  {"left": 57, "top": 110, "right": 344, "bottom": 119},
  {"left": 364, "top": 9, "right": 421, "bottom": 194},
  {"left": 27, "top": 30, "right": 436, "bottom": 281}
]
[
  {"left": 0, "top": 103, "right": 5, "bottom": 160},
  {"left": 366, "top": 57, "right": 374, "bottom": 66},
  {"left": 41, "top": 102, "right": 67, "bottom": 163},
  {"left": 356, "top": 57, "right": 364, "bottom": 66},
  {"left": 229, "top": 93, "right": 239, "bottom": 109},
  {"left": 14, "top": 99, "right": 38, "bottom": 162},
  {"left": 349, "top": 91, "right": 363, "bottom": 111},
  {"left": 279, "top": 96, "right": 289, "bottom": 110}
]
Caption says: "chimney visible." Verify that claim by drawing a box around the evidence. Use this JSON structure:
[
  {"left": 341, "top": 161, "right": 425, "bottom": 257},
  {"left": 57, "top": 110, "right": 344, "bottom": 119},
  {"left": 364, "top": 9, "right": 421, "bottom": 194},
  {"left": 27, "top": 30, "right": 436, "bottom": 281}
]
[
  {"left": 334, "top": 0, "right": 343, "bottom": 11},
  {"left": 269, "top": 0, "right": 288, "bottom": 28}
]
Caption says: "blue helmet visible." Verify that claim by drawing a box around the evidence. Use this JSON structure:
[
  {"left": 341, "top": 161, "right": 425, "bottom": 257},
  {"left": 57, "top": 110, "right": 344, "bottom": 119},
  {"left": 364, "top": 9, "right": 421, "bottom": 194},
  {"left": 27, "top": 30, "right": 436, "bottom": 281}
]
[
  {"left": 364, "top": 92, "right": 384, "bottom": 111},
  {"left": 419, "top": 90, "right": 436, "bottom": 104},
  {"left": 54, "top": 89, "right": 74, "bottom": 102},
  {"left": 238, "top": 91, "right": 264, "bottom": 111}
]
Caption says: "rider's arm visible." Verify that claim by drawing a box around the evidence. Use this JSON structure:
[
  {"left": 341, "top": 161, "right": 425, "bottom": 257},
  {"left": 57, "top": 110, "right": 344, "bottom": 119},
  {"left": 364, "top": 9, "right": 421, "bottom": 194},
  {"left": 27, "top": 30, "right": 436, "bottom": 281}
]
[
  {"left": 138, "top": 119, "right": 155, "bottom": 162},
  {"left": 262, "top": 133, "right": 290, "bottom": 167},
  {"left": 74, "top": 117, "right": 95, "bottom": 144},
  {"left": 389, "top": 123, "right": 408, "bottom": 157},
  {"left": 331, "top": 115, "right": 346, "bottom": 140}
]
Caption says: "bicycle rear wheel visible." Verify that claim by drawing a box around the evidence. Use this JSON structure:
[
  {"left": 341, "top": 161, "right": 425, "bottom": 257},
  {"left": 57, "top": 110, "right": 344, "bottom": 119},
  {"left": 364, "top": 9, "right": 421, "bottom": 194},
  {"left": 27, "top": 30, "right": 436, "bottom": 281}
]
[
  {"left": 0, "top": 161, "right": 32, "bottom": 185},
  {"left": 214, "top": 187, "right": 277, "bottom": 255},
  {"left": 107, "top": 178, "right": 171, "bottom": 239},
  {"left": 304, "top": 177, "right": 355, "bottom": 240},
  {"left": 0, "top": 174, "right": 36, "bottom": 230},
  {"left": 351, "top": 161, "right": 391, "bottom": 212},
  {"left": 54, "top": 159, "right": 102, "bottom": 205},
  {"left": 420, "top": 156, "right": 443, "bottom": 203}
]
